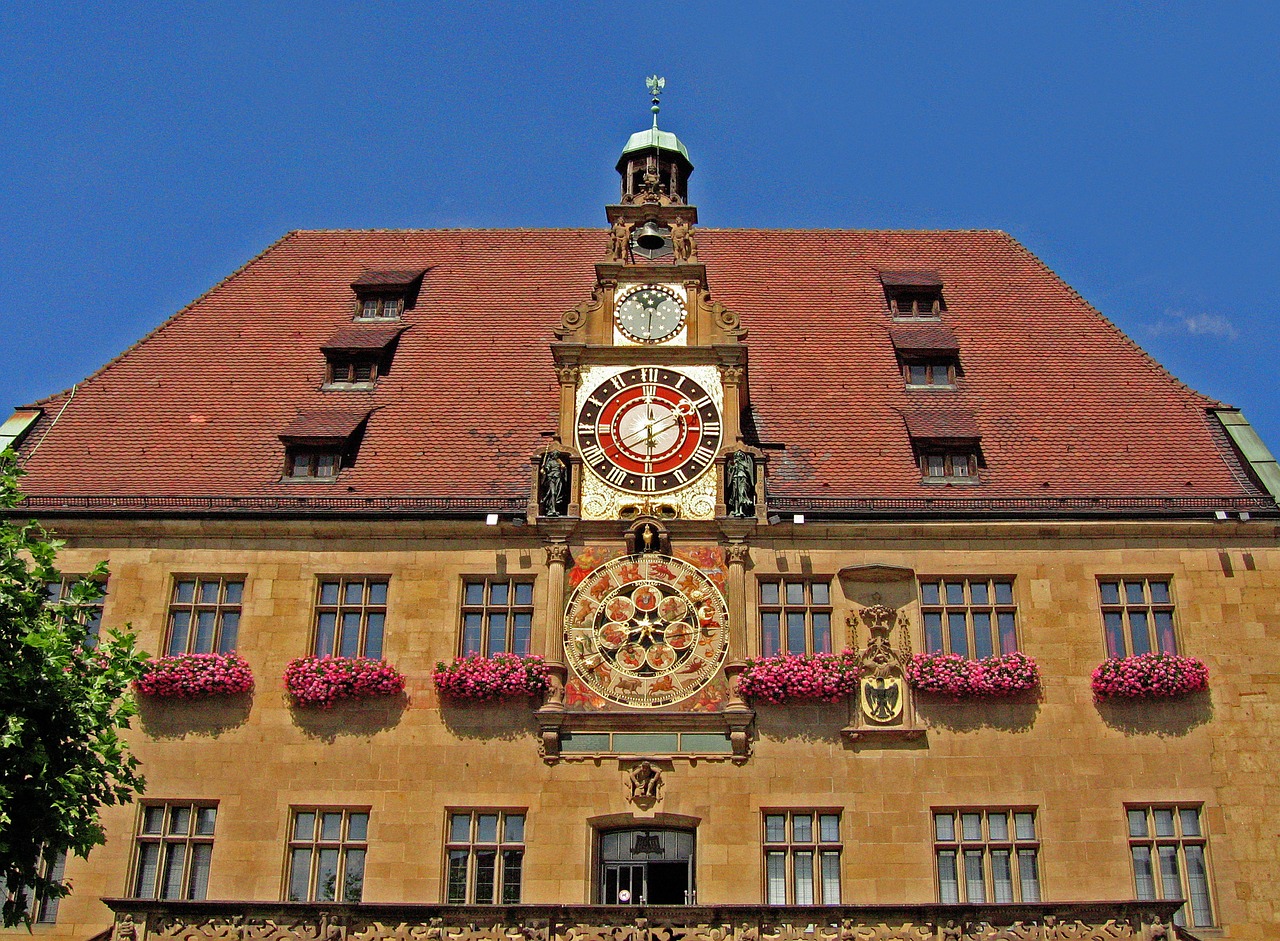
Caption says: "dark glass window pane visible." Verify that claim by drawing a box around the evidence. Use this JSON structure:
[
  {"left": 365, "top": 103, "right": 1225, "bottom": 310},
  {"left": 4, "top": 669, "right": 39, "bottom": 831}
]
[
  {"left": 937, "top": 850, "right": 959, "bottom": 903},
  {"left": 991, "top": 849, "right": 1013, "bottom": 903},
  {"left": 811, "top": 612, "right": 831, "bottom": 654},
  {"left": 344, "top": 582, "right": 364, "bottom": 605},
  {"left": 759, "top": 581, "right": 780, "bottom": 605},
  {"left": 187, "top": 844, "right": 212, "bottom": 900},
  {"left": 1128, "top": 611, "right": 1152, "bottom": 655},
  {"left": 1104, "top": 611, "right": 1126, "bottom": 658},
  {"left": 1018, "top": 849, "right": 1041, "bottom": 902},
  {"left": 316, "top": 612, "right": 337, "bottom": 657},
  {"left": 504, "top": 814, "right": 525, "bottom": 842},
  {"left": 369, "top": 581, "right": 388, "bottom": 605},
  {"left": 920, "top": 582, "right": 940, "bottom": 605},
  {"left": 994, "top": 582, "right": 1014, "bottom": 605},
  {"left": 1127, "top": 809, "right": 1148, "bottom": 838},
  {"left": 1125, "top": 582, "right": 1146, "bottom": 605},
  {"left": 320, "top": 582, "right": 340, "bottom": 605},
  {"left": 972, "top": 612, "right": 993, "bottom": 659},
  {"left": 348, "top": 813, "right": 369, "bottom": 841},
  {"left": 134, "top": 843, "right": 160, "bottom": 897},
  {"left": 1154, "top": 611, "right": 1176, "bottom": 654},
  {"left": 486, "top": 613, "right": 508, "bottom": 654},
  {"left": 195, "top": 807, "right": 217, "bottom": 835},
  {"left": 1014, "top": 812, "right": 1036, "bottom": 840},
  {"left": 819, "top": 814, "right": 840, "bottom": 843},
  {"left": 945, "top": 582, "right": 965, "bottom": 605},
  {"left": 1100, "top": 581, "right": 1120, "bottom": 605},
  {"left": 464, "top": 582, "right": 485, "bottom": 606},
  {"left": 288, "top": 848, "right": 311, "bottom": 901},
  {"left": 474, "top": 850, "right": 497, "bottom": 904},
  {"left": 316, "top": 848, "right": 339, "bottom": 901},
  {"left": 343, "top": 848, "right": 365, "bottom": 902},
  {"left": 477, "top": 814, "right": 499, "bottom": 843},
  {"left": 339, "top": 613, "right": 362, "bottom": 657},
  {"left": 199, "top": 582, "right": 220, "bottom": 604},
  {"left": 934, "top": 813, "right": 955, "bottom": 842},
  {"left": 1132, "top": 846, "right": 1156, "bottom": 900},
  {"left": 765, "top": 814, "right": 787, "bottom": 842},
  {"left": 218, "top": 612, "right": 239, "bottom": 652},
  {"left": 785, "top": 582, "right": 805, "bottom": 605},
  {"left": 501, "top": 849, "right": 522, "bottom": 904},
  {"left": 143, "top": 806, "right": 165, "bottom": 834},
  {"left": 489, "top": 582, "right": 509, "bottom": 605},
  {"left": 295, "top": 812, "right": 316, "bottom": 841},
  {"left": 786, "top": 612, "right": 806, "bottom": 655},
  {"left": 909, "top": 364, "right": 929, "bottom": 384},
  {"left": 364, "top": 613, "right": 384, "bottom": 659},
  {"left": 321, "top": 812, "right": 343, "bottom": 841},
  {"left": 948, "top": 612, "right": 969, "bottom": 657},
  {"left": 1153, "top": 809, "right": 1176, "bottom": 837},
  {"left": 168, "top": 612, "right": 190, "bottom": 655},
  {"left": 961, "top": 813, "right": 982, "bottom": 841},
  {"left": 810, "top": 582, "right": 829, "bottom": 605},
  {"left": 1179, "top": 808, "right": 1201, "bottom": 837},
  {"left": 449, "top": 814, "right": 471, "bottom": 843},
  {"left": 998, "top": 612, "right": 1018, "bottom": 654},
  {"left": 462, "top": 613, "right": 483, "bottom": 656},
  {"left": 792, "top": 813, "right": 813, "bottom": 842},
  {"left": 924, "top": 612, "right": 943, "bottom": 653},
  {"left": 159, "top": 844, "right": 186, "bottom": 899},
  {"left": 513, "top": 612, "right": 532, "bottom": 656},
  {"left": 963, "top": 850, "right": 985, "bottom": 903},
  {"left": 762, "top": 612, "right": 781, "bottom": 657},
  {"left": 175, "top": 580, "right": 196, "bottom": 604},
  {"left": 970, "top": 582, "right": 989, "bottom": 605},
  {"left": 1149, "top": 581, "right": 1170, "bottom": 604},
  {"left": 194, "top": 611, "right": 217, "bottom": 652}
]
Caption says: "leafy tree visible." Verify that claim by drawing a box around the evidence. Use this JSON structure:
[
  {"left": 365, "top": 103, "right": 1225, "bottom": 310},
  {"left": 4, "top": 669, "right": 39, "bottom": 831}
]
[{"left": 0, "top": 453, "right": 147, "bottom": 927}]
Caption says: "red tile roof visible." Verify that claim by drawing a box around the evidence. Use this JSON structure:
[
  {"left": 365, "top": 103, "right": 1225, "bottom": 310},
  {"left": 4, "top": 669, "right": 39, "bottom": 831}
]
[
  {"left": 321, "top": 324, "right": 407, "bottom": 352},
  {"left": 879, "top": 270, "right": 943, "bottom": 287},
  {"left": 350, "top": 269, "right": 426, "bottom": 288},
  {"left": 10, "top": 228, "right": 1269, "bottom": 514},
  {"left": 279, "top": 409, "right": 371, "bottom": 443},
  {"left": 902, "top": 409, "right": 981, "bottom": 440},
  {"left": 889, "top": 324, "right": 959, "bottom": 353}
]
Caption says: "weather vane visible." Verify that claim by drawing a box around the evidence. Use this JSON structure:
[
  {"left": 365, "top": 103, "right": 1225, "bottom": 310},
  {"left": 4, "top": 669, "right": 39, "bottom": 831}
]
[{"left": 647, "top": 75, "right": 665, "bottom": 129}]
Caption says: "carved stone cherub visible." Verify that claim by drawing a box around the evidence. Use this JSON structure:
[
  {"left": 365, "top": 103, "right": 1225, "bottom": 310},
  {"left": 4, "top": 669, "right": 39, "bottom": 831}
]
[
  {"left": 608, "top": 220, "right": 631, "bottom": 261},
  {"left": 670, "top": 218, "right": 698, "bottom": 262}
]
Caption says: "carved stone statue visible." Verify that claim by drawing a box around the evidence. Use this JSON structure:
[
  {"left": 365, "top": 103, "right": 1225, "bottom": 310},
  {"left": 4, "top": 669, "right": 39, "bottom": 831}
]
[
  {"left": 628, "top": 761, "right": 663, "bottom": 801},
  {"left": 608, "top": 220, "right": 631, "bottom": 261},
  {"left": 538, "top": 449, "right": 569, "bottom": 517},
  {"left": 726, "top": 451, "right": 756, "bottom": 518},
  {"left": 114, "top": 915, "right": 138, "bottom": 941},
  {"left": 671, "top": 218, "right": 698, "bottom": 262}
]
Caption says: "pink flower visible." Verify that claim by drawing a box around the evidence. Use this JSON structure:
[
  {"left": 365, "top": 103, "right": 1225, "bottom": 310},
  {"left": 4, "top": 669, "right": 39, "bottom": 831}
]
[
  {"left": 1091, "top": 653, "right": 1208, "bottom": 700},
  {"left": 735, "top": 651, "right": 861, "bottom": 704},
  {"left": 135, "top": 652, "right": 255, "bottom": 698},
  {"left": 284, "top": 656, "right": 406, "bottom": 708},
  {"left": 908, "top": 652, "right": 1040, "bottom": 697},
  {"left": 432, "top": 654, "right": 548, "bottom": 702}
]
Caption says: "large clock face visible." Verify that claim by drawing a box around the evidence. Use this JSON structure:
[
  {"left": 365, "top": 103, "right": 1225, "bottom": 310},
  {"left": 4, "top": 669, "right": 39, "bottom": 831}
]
[
  {"left": 615, "top": 284, "right": 685, "bottom": 343},
  {"left": 577, "top": 367, "right": 722, "bottom": 494},
  {"left": 564, "top": 553, "right": 730, "bottom": 708}
]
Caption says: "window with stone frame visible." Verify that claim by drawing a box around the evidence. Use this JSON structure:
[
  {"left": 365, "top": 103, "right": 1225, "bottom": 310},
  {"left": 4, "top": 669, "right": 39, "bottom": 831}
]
[
  {"left": 45, "top": 574, "right": 106, "bottom": 647},
  {"left": 10, "top": 850, "right": 66, "bottom": 924},
  {"left": 445, "top": 811, "right": 525, "bottom": 904},
  {"left": 933, "top": 809, "right": 1040, "bottom": 904},
  {"left": 165, "top": 577, "right": 244, "bottom": 656},
  {"left": 460, "top": 579, "right": 534, "bottom": 656},
  {"left": 131, "top": 803, "right": 217, "bottom": 900},
  {"left": 286, "top": 808, "right": 368, "bottom": 902},
  {"left": 763, "top": 811, "right": 842, "bottom": 905},
  {"left": 1127, "top": 805, "right": 1214, "bottom": 928},
  {"left": 1099, "top": 578, "right": 1178, "bottom": 657},
  {"left": 757, "top": 579, "right": 833, "bottom": 656},
  {"left": 313, "top": 577, "right": 388, "bottom": 659},
  {"left": 919, "top": 578, "right": 1019, "bottom": 658}
]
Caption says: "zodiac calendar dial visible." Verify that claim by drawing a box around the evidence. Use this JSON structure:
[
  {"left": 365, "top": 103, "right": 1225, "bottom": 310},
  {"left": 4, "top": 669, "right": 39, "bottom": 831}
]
[
  {"left": 563, "top": 554, "right": 730, "bottom": 708},
  {"left": 576, "top": 367, "right": 723, "bottom": 495}
]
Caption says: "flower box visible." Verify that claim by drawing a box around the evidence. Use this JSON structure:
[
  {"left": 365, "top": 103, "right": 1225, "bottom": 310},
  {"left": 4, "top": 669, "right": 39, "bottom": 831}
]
[
  {"left": 908, "top": 651, "right": 1040, "bottom": 697},
  {"left": 1091, "top": 652, "right": 1208, "bottom": 700},
  {"left": 433, "top": 653, "right": 549, "bottom": 702},
  {"left": 284, "top": 656, "right": 406, "bottom": 708},
  {"left": 735, "top": 651, "right": 861, "bottom": 704},
  {"left": 135, "top": 652, "right": 255, "bottom": 699}
]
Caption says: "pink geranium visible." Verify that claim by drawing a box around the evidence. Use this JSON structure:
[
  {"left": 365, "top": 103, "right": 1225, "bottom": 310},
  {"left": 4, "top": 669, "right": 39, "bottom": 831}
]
[
  {"left": 433, "top": 653, "right": 549, "bottom": 702},
  {"left": 135, "top": 652, "right": 255, "bottom": 698},
  {"left": 908, "top": 651, "right": 1040, "bottom": 697},
  {"left": 1091, "top": 652, "right": 1208, "bottom": 699},
  {"left": 284, "top": 656, "right": 406, "bottom": 708},
  {"left": 735, "top": 651, "right": 861, "bottom": 704}
]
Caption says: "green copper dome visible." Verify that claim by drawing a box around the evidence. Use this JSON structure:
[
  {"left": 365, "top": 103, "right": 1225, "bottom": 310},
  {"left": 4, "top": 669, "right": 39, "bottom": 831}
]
[{"left": 616, "top": 128, "right": 693, "bottom": 172}]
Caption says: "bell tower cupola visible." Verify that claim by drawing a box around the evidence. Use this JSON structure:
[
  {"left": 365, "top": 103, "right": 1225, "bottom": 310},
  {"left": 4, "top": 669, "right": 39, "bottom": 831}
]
[{"left": 616, "top": 77, "right": 694, "bottom": 206}]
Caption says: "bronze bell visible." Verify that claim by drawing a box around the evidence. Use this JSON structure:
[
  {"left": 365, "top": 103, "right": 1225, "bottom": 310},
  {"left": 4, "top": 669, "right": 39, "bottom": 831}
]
[{"left": 631, "top": 221, "right": 672, "bottom": 258}]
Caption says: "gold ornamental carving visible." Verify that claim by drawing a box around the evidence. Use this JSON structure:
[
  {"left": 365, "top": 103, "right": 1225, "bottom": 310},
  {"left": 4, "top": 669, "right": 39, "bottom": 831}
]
[
  {"left": 851, "top": 598, "right": 913, "bottom": 726},
  {"left": 562, "top": 554, "right": 730, "bottom": 708}
]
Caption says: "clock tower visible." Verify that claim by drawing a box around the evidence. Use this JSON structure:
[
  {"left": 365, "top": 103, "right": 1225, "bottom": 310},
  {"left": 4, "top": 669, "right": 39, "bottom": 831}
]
[{"left": 532, "top": 79, "right": 761, "bottom": 759}]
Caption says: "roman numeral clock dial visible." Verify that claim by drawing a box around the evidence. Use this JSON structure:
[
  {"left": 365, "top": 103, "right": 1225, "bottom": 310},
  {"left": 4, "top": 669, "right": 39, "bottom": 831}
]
[{"left": 576, "top": 367, "right": 723, "bottom": 496}]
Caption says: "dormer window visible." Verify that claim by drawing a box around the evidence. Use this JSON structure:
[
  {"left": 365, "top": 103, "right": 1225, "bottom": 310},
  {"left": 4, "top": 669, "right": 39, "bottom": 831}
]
[
  {"left": 880, "top": 271, "right": 945, "bottom": 321},
  {"left": 350, "top": 269, "right": 426, "bottom": 322},
  {"left": 358, "top": 295, "right": 403, "bottom": 320},
  {"left": 321, "top": 324, "right": 406, "bottom": 391},
  {"left": 905, "top": 360, "right": 957, "bottom": 388},
  {"left": 890, "top": 324, "right": 962, "bottom": 390},
  {"left": 903, "top": 409, "right": 983, "bottom": 484},
  {"left": 279, "top": 409, "right": 371, "bottom": 481}
]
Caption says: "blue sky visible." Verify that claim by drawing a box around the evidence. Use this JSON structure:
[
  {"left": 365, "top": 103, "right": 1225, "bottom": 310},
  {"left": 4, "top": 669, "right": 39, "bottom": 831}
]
[{"left": 3, "top": 3, "right": 1278, "bottom": 449}]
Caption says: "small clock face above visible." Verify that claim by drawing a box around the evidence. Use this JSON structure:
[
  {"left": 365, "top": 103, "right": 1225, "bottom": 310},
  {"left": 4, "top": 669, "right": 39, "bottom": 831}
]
[
  {"left": 577, "top": 366, "right": 723, "bottom": 494},
  {"left": 615, "top": 284, "right": 686, "bottom": 343}
]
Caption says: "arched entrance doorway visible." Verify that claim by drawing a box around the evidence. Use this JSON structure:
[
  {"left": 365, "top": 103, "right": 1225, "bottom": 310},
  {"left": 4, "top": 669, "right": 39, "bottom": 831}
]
[{"left": 599, "top": 827, "right": 695, "bottom": 904}]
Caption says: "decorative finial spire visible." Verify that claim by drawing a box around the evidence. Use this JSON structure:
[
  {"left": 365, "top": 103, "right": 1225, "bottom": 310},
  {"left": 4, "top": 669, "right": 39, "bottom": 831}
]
[{"left": 646, "top": 75, "right": 665, "bottom": 129}]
